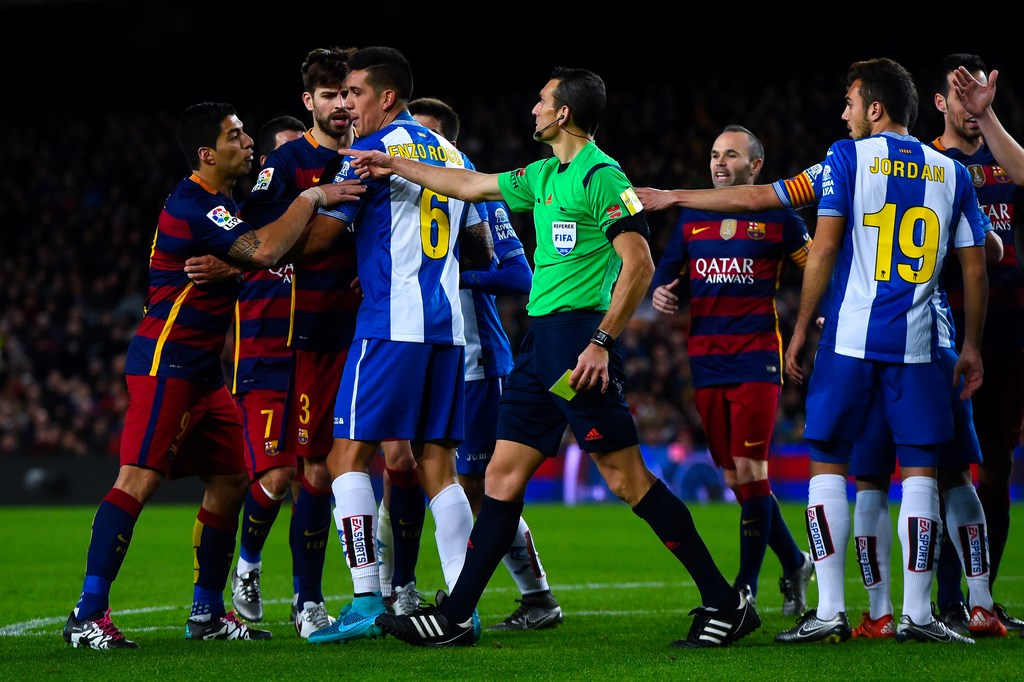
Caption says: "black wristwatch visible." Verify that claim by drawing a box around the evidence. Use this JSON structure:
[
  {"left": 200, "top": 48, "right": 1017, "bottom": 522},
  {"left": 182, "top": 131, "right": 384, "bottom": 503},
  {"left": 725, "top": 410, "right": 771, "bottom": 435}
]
[{"left": 590, "top": 328, "right": 614, "bottom": 350}]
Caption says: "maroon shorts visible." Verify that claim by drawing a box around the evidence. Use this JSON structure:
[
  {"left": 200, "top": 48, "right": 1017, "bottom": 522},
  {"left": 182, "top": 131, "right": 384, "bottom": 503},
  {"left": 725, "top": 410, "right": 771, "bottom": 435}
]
[
  {"left": 694, "top": 382, "right": 780, "bottom": 470},
  {"left": 235, "top": 388, "right": 293, "bottom": 478},
  {"left": 283, "top": 348, "right": 347, "bottom": 459},
  {"left": 121, "top": 375, "right": 245, "bottom": 480}
]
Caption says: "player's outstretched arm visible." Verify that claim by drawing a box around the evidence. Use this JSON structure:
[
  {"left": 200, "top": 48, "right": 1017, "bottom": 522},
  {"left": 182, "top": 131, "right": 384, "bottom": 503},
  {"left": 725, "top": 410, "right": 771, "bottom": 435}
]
[
  {"left": 227, "top": 181, "right": 364, "bottom": 269},
  {"left": 636, "top": 184, "right": 782, "bottom": 213},
  {"left": 340, "top": 147, "right": 503, "bottom": 202}
]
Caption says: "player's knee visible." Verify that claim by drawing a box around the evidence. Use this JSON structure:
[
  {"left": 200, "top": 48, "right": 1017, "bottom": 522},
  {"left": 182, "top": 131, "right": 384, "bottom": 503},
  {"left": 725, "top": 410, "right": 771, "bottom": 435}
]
[
  {"left": 259, "top": 466, "right": 296, "bottom": 497},
  {"left": 301, "top": 458, "right": 331, "bottom": 489}
]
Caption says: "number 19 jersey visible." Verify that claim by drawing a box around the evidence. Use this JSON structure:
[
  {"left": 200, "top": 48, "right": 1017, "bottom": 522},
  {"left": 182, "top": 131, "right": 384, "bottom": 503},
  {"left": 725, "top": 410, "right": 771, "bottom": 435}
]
[{"left": 816, "top": 132, "right": 988, "bottom": 363}]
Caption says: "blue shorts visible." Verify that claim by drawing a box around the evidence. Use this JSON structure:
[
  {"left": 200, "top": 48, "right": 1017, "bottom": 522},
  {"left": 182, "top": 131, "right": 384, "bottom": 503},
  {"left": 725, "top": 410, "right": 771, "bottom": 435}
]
[
  {"left": 849, "top": 347, "right": 981, "bottom": 476},
  {"left": 456, "top": 377, "right": 503, "bottom": 476},
  {"left": 334, "top": 339, "right": 465, "bottom": 443},
  {"left": 804, "top": 348, "right": 953, "bottom": 464},
  {"left": 496, "top": 311, "right": 639, "bottom": 457}
]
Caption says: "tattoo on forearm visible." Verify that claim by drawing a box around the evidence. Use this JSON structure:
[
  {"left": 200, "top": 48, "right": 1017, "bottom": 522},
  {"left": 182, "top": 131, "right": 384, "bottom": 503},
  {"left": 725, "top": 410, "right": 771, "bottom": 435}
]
[
  {"left": 228, "top": 232, "right": 261, "bottom": 263},
  {"left": 460, "top": 223, "right": 494, "bottom": 270}
]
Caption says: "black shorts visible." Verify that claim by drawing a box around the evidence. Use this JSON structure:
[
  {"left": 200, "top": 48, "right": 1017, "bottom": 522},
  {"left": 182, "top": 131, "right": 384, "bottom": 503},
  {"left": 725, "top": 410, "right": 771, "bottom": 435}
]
[{"left": 496, "top": 311, "right": 639, "bottom": 456}]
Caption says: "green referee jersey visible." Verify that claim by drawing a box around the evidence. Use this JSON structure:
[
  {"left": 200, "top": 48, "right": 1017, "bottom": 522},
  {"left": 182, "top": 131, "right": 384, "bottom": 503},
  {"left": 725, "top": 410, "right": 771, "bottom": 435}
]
[{"left": 497, "top": 142, "right": 645, "bottom": 317}]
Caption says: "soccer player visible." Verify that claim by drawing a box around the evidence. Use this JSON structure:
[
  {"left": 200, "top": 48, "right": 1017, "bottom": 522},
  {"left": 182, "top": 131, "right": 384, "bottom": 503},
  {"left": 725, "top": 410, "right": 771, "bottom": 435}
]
[
  {"left": 928, "top": 54, "right": 1024, "bottom": 635},
  {"left": 649, "top": 124, "right": 814, "bottom": 615},
  {"left": 640, "top": 60, "right": 994, "bottom": 644},
  {"left": 223, "top": 114, "right": 306, "bottom": 626},
  {"left": 62, "top": 101, "right": 363, "bottom": 649},
  {"left": 345, "top": 66, "right": 759, "bottom": 649},
  {"left": 302, "top": 46, "right": 485, "bottom": 645},
  {"left": 407, "top": 96, "right": 563, "bottom": 630},
  {"left": 774, "top": 58, "right": 988, "bottom": 644},
  {"left": 186, "top": 47, "right": 364, "bottom": 638},
  {"left": 255, "top": 115, "right": 307, "bottom": 166}
]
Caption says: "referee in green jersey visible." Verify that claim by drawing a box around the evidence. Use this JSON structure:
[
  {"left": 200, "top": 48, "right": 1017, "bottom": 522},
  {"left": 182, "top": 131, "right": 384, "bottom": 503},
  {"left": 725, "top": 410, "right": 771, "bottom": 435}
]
[{"left": 342, "top": 65, "right": 759, "bottom": 649}]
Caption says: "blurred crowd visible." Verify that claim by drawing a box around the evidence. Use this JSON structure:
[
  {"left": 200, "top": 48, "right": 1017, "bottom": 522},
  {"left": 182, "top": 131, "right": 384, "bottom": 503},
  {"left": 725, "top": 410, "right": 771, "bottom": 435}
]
[{"left": 2, "top": 69, "right": 1021, "bottom": 458}]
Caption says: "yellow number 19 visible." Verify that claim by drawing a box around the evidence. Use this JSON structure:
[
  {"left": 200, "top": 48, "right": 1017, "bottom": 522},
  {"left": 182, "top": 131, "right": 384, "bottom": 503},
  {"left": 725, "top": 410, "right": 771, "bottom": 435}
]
[{"left": 863, "top": 203, "right": 939, "bottom": 283}]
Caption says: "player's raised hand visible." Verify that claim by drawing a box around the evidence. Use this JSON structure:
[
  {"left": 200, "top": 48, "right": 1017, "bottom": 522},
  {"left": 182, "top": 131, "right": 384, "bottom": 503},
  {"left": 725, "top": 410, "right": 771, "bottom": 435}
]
[
  {"left": 952, "top": 66, "right": 997, "bottom": 118},
  {"left": 339, "top": 148, "right": 394, "bottom": 179}
]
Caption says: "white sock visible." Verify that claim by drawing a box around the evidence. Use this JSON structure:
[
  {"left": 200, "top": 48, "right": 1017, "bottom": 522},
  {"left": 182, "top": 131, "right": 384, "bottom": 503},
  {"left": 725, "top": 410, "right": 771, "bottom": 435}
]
[
  {"left": 807, "top": 474, "right": 849, "bottom": 621},
  {"left": 376, "top": 499, "right": 394, "bottom": 599},
  {"left": 503, "top": 516, "right": 550, "bottom": 595},
  {"left": 897, "top": 476, "right": 940, "bottom": 624},
  {"left": 429, "top": 483, "right": 474, "bottom": 592},
  {"left": 332, "top": 472, "right": 380, "bottom": 596},
  {"left": 942, "top": 484, "right": 993, "bottom": 610},
  {"left": 854, "top": 489, "right": 893, "bottom": 619},
  {"left": 236, "top": 558, "right": 261, "bottom": 576}
]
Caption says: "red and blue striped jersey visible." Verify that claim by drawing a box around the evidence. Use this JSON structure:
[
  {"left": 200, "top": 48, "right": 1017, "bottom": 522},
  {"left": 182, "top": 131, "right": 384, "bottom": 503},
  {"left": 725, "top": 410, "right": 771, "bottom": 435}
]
[
  {"left": 929, "top": 138, "right": 1023, "bottom": 350},
  {"left": 125, "top": 173, "right": 252, "bottom": 387},
  {"left": 242, "top": 132, "right": 358, "bottom": 372},
  {"left": 229, "top": 264, "right": 293, "bottom": 395},
  {"left": 652, "top": 207, "right": 811, "bottom": 387}
]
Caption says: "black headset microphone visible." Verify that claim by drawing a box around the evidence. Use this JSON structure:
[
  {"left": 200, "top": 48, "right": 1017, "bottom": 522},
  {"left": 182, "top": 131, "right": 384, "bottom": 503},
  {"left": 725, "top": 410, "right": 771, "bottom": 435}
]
[{"left": 533, "top": 114, "right": 565, "bottom": 140}]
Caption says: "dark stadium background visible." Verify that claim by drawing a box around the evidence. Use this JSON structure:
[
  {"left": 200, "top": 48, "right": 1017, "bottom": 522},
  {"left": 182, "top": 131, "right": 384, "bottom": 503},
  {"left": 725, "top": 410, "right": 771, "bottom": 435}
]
[{"left": 2, "top": 1, "right": 1023, "bottom": 503}]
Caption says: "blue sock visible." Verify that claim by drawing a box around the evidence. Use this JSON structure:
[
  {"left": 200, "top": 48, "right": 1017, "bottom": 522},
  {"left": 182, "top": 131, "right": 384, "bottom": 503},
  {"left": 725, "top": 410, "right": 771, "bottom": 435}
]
[
  {"left": 292, "top": 480, "right": 331, "bottom": 606},
  {"left": 388, "top": 469, "right": 425, "bottom": 589},
  {"left": 238, "top": 481, "right": 282, "bottom": 564},
  {"left": 736, "top": 487, "right": 772, "bottom": 596},
  {"left": 191, "top": 507, "right": 237, "bottom": 619},
  {"left": 76, "top": 489, "right": 142, "bottom": 619}
]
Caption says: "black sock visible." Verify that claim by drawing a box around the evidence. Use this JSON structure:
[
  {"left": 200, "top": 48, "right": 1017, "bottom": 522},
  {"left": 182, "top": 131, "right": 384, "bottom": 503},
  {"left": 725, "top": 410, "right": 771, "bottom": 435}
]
[
  {"left": 441, "top": 495, "right": 522, "bottom": 623},
  {"left": 632, "top": 479, "right": 734, "bottom": 609}
]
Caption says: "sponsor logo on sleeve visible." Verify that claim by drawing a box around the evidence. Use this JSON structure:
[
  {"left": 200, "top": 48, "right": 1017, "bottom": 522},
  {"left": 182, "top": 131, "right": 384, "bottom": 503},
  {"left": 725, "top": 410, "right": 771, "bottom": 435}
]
[
  {"left": 620, "top": 187, "right": 644, "bottom": 215},
  {"left": 206, "top": 206, "right": 243, "bottom": 230},
  {"left": 252, "top": 167, "right": 274, "bottom": 192}
]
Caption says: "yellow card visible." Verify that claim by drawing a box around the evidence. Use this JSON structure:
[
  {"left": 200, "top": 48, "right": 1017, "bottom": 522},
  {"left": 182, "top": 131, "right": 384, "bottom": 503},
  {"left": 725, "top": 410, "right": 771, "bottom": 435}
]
[{"left": 548, "top": 369, "right": 577, "bottom": 401}]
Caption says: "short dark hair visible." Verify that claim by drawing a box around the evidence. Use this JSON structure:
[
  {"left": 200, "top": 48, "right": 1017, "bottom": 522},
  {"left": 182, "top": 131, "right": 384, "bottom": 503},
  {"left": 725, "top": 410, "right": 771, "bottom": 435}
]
[
  {"left": 176, "top": 102, "right": 235, "bottom": 170},
  {"left": 301, "top": 46, "right": 356, "bottom": 94},
  {"left": 408, "top": 97, "right": 460, "bottom": 141},
  {"left": 348, "top": 46, "right": 413, "bottom": 101},
  {"left": 257, "top": 114, "right": 306, "bottom": 159},
  {"left": 721, "top": 124, "right": 764, "bottom": 162},
  {"left": 935, "top": 53, "right": 988, "bottom": 97},
  {"left": 847, "top": 58, "right": 918, "bottom": 129},
  {"left": 550, "top": 67, "right": 605, "bottom": 136}
]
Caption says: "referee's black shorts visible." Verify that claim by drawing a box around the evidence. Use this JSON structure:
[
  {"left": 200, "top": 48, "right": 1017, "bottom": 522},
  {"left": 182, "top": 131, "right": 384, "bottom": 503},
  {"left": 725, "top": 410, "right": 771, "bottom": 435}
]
[{"left": 496, "top": 311, "right": 639, "bottom": 457}]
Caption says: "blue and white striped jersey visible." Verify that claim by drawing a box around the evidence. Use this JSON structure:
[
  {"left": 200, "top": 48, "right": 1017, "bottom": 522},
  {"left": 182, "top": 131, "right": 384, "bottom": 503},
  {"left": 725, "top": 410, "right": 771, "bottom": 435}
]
[
  {"left": 320, "top": 112, "right": 481, "bottom": 346},
  {"left": 815, "top": 132, "right": 988, "bottom": 363}
]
